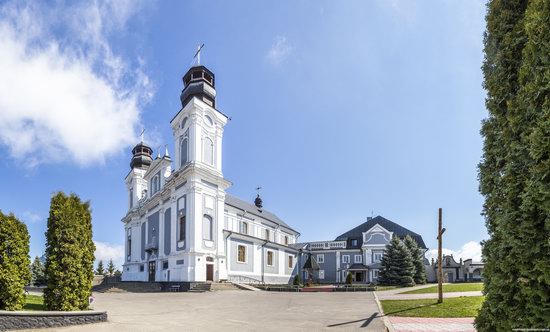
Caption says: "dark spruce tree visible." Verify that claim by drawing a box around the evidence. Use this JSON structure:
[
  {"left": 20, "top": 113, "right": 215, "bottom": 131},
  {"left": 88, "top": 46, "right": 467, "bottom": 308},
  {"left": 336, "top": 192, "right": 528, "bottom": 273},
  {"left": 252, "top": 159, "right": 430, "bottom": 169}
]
[
  {"left": 378, "top": 236, "right": 415, "bottom": 287},
  {"left": 107, "top": 259, "right": 116, "bottom": 277},
  {"left": 0, "top": 211, "right": 31, "bottom": 310},
  {"left": 30, "top": 256, "right": 46, "bottom": 286},
  {"left": 404, "top": 235, "right": 426, "bottom": 285},
  {"left": 95, "top": 260, "right": 105, "bottom": 276},
  {"left": 44, "top": 192, "right": 95, "bottom": 311},
  {"left": 477, "top": 0, "right": 550, "bottom": 330}
]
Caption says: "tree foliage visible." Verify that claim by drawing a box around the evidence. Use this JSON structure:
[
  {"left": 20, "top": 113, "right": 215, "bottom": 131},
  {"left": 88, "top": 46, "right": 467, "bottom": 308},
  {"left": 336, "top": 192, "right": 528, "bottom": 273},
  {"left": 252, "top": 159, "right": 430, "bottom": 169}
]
[
  {"left": 0, "top": 211, "right": 31, "bottom": 310},
  {"left": 293, "top": 274, "right": 301, "bottom": 286},
  {"left": 378, "top": 236, "right": 415, "bottom": 287},
  {"left": 30, "top": 256, "right": 46, "bottom": 286},
  {"left": 346, "top": 272, "right": 353, "bottom": 285},
  {"left": 95, "top": 260, "right": 105, "bottom": 276},
  {"left": 107, "top": 259, "right": 116, "bottom": 277},
  {"left": 477, "top": 0, "right": 550, "bottom": 330},
  {"left": 404, "top": 235, "right": 427, "bottom": 285},
  {"left": 44, "top": 192, "right": 95, "bottom": 311}
]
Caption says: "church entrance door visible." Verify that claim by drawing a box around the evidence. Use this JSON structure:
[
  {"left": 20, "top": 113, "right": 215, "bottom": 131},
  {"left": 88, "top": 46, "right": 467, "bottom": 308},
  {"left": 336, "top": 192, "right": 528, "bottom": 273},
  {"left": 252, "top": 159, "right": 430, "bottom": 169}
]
[
  {"left": 206, "top": 264, "right": 214, "bottom": 281},
  {"left": 148, "top": 261, "right": 156, "bottom": 282}
]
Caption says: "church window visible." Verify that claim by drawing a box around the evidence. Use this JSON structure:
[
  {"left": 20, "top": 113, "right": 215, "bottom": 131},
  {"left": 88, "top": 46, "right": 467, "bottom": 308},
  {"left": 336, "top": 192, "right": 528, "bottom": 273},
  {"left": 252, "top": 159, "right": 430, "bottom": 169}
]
[
  {"left": 151, "top": 174, "right": 160, "bottom": 195},
  {"left": 203, "top": 137, "right": 214, "bottom": 165},
  {"left": 342, "top": 255, "right": 350, "bottom": 264},
  {"left": 317, "top": 254, "right": 325, "bottom": 264},
  {"left": 179, "top": 215, "right": 186, "bottom": 242},
  {"left": 202, "top": 215, "right": 213, "bottom": 241},
  {"left": 284, "top": 236, "right": 289, "bottom": 245},
  {"left": 162, "top": 261, "right": 168, "bottom": 270},
  {"left": 267, "top": 251, "right": 274, "bottom": 266},
  {"left": 139, "top": 265, "right": 144, "bottom": 272},
  {"left": 354, "top": 255, "right": 363, "bottom": 263},
  {"left": 373, "top": 252, "right": 383, "bottom": 262},
  {"left": 237, "top": 245, "right": 246, "bottom": 263},
  {"left": 288, "top": 255, "right": 293, "bottom": 268},
  {"left": 181, "top": 117, "right": 188, "bottom": 129},
  {"left": 127, "top": 232, "right": 131, "bottom": 261},
  {"left": 265, "top": 229, "right": 270, "bottom": 241},
  {"left": 241, "top": 221, "right": 248, "bottom": 235},
  {"left": 129, "top": 188, "right": 133, "bottom": 208},
  {"left": 204, "top": 115, "right": 213, "bottom": 126},
  {"left": 180, "top": 137, "right": 189, "bottom": 166}
]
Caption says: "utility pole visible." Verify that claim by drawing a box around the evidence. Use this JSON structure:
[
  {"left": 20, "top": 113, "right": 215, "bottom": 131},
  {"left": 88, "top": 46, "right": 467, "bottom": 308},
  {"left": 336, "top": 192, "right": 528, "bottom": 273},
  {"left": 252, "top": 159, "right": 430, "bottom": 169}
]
[{"left": 437, "top": 208, "right": 446, "bottom": 304}]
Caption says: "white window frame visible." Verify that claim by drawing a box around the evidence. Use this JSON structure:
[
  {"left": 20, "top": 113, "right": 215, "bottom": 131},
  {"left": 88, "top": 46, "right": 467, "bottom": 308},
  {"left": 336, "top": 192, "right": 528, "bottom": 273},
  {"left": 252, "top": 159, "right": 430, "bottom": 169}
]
[
  {"left": 351, "top": 239, "right": 358, "bottom": 246},
  {"left": 342, "top": 255, "right": 350, "bottom": 264},
  {"left": 374, "top": 252, "right": 383, "bottom": 262},
  {"left": 241, "top": 221, "right": 248, "bottom": 235},
  {"left": 317, "top": 254, "right": 325, "bottom": 264},
  {"left": 354, "top": 254, "right": 362, "bottom": 264},
  {"left": 237, "top": 245, "right": 247, "bottom": 263},
  {"left": 319, "top": 270, "right": 325, "bottom": 279},
  {"left": 288, "top": 255, "right": 293, "bottom": 268}
]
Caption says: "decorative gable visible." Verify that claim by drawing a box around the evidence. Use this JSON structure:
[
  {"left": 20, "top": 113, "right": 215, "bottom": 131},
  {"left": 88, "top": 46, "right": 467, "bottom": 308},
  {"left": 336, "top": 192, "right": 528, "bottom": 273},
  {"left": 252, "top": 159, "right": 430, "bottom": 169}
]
[{"left": 363, "top": 224, "right": 393, "bottom": 246}]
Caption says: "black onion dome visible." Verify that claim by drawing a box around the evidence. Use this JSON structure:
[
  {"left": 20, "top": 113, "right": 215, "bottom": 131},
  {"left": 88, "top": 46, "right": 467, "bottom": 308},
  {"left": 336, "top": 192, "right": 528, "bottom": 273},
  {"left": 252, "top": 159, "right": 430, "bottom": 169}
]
[
  {"left": 130, "top": 142, "right": 153, "bottom": 169},
  {"left": 180, "top": 65, "right": 216, "bottom": 108}
]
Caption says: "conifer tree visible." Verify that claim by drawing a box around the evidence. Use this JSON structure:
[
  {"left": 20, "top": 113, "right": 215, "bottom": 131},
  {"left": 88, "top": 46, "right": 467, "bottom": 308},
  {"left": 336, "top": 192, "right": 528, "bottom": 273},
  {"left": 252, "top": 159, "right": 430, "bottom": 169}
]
[
  {"left": 107, "top": 259, "right": 116, "bottom": 277},
  {"left": 404, "top": 235, "right": 426, "bottom": 285},
  {"left": 30, "top": 256, "right": 46, "bottom": 286},
  {"left": 0, "top": 211, "right": 31, "bottom": 310},
  {"left": 44, "top": 192, "right": 95, "bottom": 311},
  {"left": 378, "top": 236, "right": 415, "bottom": 286},
  {"left": 477, "top": 0, "right": 550, "bottom": 329},
  {"left": 95, "top": 260, "right": 105, "bottom": 276}
]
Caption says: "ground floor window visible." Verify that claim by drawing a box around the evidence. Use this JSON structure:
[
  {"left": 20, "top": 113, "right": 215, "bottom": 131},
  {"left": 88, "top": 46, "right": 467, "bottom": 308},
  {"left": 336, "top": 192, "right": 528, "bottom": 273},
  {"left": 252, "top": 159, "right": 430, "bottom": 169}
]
[
  {"left": 237, "top": 245, "right": 246, "bottom": 263},
  {"left": 342, "top": 255, "right": 350, "bottom": 263},
  {"left": 288, "top": 255, "right": 293, "bottom": 268}
]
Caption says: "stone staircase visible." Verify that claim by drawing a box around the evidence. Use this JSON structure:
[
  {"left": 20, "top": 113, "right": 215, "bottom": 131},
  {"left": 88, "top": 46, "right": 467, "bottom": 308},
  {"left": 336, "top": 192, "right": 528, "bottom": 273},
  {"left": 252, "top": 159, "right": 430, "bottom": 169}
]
[
  {"left": 189, "top": 283, "right": 212, "bottom": 293},
  {"left": 210, "top": 282, "right": 240, "bottom": 291}
]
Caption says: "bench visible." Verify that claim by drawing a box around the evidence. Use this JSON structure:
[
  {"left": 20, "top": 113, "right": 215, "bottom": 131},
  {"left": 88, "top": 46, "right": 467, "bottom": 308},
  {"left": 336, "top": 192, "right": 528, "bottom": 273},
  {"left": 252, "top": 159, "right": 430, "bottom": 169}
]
[{"left": 169, "top": 285, "right": 181, "bottom": 292}]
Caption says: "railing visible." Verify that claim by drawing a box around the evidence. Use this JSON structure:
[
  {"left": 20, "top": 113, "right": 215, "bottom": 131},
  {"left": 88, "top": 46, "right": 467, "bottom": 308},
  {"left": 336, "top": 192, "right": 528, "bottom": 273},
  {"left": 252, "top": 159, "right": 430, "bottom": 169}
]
[
  {"left": 309, "top": 241, "right": 346, "bottom": 250},
  {"left": 227, "top": 275, "right": 265, "bottom": 285}
]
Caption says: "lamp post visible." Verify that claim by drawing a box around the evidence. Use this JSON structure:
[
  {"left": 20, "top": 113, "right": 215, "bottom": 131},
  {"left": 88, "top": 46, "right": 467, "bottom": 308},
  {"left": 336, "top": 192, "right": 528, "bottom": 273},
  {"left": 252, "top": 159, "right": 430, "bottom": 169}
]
[{"left": 436, "top": 208, "right": 446, "bottom": 304}]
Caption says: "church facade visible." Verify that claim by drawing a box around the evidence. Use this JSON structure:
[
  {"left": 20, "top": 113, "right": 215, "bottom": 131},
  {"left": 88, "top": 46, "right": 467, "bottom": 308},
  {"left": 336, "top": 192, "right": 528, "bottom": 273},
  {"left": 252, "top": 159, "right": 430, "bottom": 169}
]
[{"left": 121, "top": 65, "right": 300, "bottom": 284}]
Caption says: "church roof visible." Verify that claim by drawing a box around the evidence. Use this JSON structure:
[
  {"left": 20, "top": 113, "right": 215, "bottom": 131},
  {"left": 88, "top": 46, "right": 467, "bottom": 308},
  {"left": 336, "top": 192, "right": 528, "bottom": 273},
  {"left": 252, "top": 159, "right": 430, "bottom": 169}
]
[
  {"left": 335, "top": 216, "right": 427, "bottom": 249},
  {"left": 224, "top": 194, "right": 298, "bottom": 234}
]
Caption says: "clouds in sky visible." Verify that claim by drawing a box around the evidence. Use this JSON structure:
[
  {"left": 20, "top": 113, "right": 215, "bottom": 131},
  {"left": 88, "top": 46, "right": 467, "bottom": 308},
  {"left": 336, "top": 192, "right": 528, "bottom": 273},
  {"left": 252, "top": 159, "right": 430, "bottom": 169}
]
[
  {"left": 21, "top": 210, "right": 42, "bottom": 224},
  {"left": 267, "top": 36, "right": 293, "bottom": 65},
  {"left": 94, "top": 241, "right": 124, "bottom": 268},
  {"left": 0, "top": 1, "right": 153, "bottom": 168},
  {"left": 425, "top": 241, "right": 482, "bottom": 262}
]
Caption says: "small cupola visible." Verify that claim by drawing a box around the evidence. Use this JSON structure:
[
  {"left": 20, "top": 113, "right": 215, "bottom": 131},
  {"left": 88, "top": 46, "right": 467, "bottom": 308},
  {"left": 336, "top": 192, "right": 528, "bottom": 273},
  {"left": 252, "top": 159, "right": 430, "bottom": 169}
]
[
  {"left": 254, "top": 194, "right": 263, "bottom": 209},
  {"left": 130, "top": 142, "right": 153, "bottom": 169},
  {"left": 180, "top": 65, "right": 216, "bottom": 108}
]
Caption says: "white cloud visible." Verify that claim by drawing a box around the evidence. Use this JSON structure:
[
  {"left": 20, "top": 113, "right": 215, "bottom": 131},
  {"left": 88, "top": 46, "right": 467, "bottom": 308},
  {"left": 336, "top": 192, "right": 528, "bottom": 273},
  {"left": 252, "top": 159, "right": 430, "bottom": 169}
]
[
  {"left": 0, "top": 1, "right": 153, "bottom": 168},
  {"left": 21, "top": 210, "right": 42, "bottom": 224},
  {"left": 267, "top": 36, "right": 293, "bottom": 65},
  {"left": 94, "top": 241, "right": 124, "bottom": 269},
  {"left": 425, "top": 241, "right": 482, "bottom": 262}
]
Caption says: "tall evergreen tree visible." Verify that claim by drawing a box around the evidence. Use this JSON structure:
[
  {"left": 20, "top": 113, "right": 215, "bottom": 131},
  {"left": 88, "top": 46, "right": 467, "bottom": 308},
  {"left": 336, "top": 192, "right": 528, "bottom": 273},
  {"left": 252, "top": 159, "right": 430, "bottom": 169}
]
[
  {"left": 95, "top": 260, "right": 105, "bottom": 276},
  {"left": 0, "top": 211, "right": 31, "bottom": 310},
  {"left": 378, "top": 236, "right": 415, "bottom": 286},
  {"left": 404, "top": 235, "right": 426, "bottom": 285},
  {"left": 30, "top": 256, "right": 46, "bottom": 286},
  {"left": 44, "top": 192, "right": 95, "bottom": 311},
  {"left": 107, "top": 259, "right": 116, "bottom": 277},
  {"left": 477, "top": 0, "right": 550, "bottom": 329}
]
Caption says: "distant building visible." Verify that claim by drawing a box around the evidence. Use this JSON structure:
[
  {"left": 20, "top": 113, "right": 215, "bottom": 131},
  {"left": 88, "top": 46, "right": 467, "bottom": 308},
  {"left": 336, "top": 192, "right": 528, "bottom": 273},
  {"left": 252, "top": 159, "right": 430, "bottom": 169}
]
[
  {"left": 292, "top": 216, "right": 428, "bottom": 284},
  {"left": 427, "top": 255, "right": 484, "bottom": 282}
]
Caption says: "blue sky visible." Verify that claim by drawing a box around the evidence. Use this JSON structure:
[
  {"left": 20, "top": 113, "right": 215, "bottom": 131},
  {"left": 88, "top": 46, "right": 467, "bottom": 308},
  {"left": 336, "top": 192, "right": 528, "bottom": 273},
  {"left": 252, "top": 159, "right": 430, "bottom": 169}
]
[{"left": 0, "top": 0, "right": 488, "bottom": 267}]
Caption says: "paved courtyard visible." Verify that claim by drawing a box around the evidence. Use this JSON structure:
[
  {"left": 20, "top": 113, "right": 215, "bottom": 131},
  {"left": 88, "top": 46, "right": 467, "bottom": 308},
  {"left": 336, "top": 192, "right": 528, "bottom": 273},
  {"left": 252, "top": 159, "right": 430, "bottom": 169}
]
[{"left": 25, "top": 290, "right": 386, "bottom": 332}]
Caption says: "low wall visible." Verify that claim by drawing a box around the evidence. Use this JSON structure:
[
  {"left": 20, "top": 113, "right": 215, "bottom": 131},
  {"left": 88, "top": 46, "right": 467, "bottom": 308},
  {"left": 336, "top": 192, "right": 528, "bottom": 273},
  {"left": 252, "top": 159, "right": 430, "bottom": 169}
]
[{"left": 0, "top": 310, "right": 107, "bottom": 331}]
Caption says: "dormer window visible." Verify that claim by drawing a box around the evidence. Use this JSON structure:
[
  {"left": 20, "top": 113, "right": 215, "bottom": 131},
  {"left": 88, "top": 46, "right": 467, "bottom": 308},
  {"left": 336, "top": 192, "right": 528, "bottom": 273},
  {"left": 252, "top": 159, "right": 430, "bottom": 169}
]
[{"left": 351, "top": 239, "right": 358, "bottom": 246}]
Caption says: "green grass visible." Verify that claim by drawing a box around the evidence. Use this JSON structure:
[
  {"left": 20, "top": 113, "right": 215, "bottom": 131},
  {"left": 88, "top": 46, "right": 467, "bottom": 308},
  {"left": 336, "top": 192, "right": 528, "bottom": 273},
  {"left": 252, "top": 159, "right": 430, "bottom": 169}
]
[
  {"left": 398, "top": 283, "right": 483, "bottom": 294},
  {"left": 381, "top": 296, "right": 484, "bottom": 318},
  {"left": 23, "top": 295, "right": 46, "bottom": 311}
]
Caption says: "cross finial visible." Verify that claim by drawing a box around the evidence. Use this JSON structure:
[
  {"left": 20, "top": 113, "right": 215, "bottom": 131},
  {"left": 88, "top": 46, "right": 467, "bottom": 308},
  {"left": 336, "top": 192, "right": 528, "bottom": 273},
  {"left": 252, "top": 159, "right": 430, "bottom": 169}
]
[
  {"left": 256, "top": 186, "right": 262, "bottom": 195},
  {"left": 140, "top": 128, "right": 145, "bottom": 143},
  {"left": 194, "top": 43, "right": 205, "bottom": 65}
]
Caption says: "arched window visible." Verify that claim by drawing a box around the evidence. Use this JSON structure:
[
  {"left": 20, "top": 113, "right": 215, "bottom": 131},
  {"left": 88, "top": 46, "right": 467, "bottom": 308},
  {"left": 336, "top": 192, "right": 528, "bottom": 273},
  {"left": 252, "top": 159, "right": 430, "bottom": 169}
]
[
  {"left": 204, "top": 115, "right": 213, "bottom": 126},
  {"left": 151, "top": 175, "right": 160, "bottom": 195},
  {"left": 202, "top": 215, "right": 213, "bottom": 241},
  {"left": 203, "top": 137, "right": 214, "bottom": 166},
  {"left": 180, "top": 137, "right": 188, "bottom": 166},
  {"left": 241, "top": 221, "right": 248, "bottom": 235},
  {"left": 129, "top": 188, "right": 133, "bottom": 208},
  {"left": 181, "top": 117, "right": 188, "bottom": 129}
]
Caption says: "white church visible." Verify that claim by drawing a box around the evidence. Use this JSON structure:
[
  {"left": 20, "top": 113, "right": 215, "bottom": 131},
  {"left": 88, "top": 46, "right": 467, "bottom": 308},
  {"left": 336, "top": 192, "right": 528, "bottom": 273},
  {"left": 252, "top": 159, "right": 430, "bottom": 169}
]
[{"left": 121, "top": 63, "right": 301, "bottom": 284}]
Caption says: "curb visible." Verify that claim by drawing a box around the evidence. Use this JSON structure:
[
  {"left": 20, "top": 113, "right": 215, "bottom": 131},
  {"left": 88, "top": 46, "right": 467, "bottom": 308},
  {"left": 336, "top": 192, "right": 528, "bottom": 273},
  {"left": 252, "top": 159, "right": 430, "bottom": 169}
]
[{"left": 373, "top": 292, "right": 395, "bottom": 332}]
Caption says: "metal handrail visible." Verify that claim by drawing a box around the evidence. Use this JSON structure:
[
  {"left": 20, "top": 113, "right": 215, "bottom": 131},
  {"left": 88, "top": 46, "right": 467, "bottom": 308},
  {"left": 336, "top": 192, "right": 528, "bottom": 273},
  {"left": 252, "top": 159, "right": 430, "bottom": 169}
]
[{"left": 227, "top": 275, "right": 265, "bottom": 285}]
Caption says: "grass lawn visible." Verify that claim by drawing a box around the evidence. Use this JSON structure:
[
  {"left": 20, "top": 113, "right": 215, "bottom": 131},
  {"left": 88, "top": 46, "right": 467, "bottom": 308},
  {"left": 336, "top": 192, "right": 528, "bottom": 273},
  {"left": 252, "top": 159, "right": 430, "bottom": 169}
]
[
  {"left": 24, "top": 294, "right": 46, "bottom": 311},
  {"left": 381, "top": 296, "right": 484, "bottom": 318},
  {"left": 399, "top": 283, "right": 483, "bottom": 294}
]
